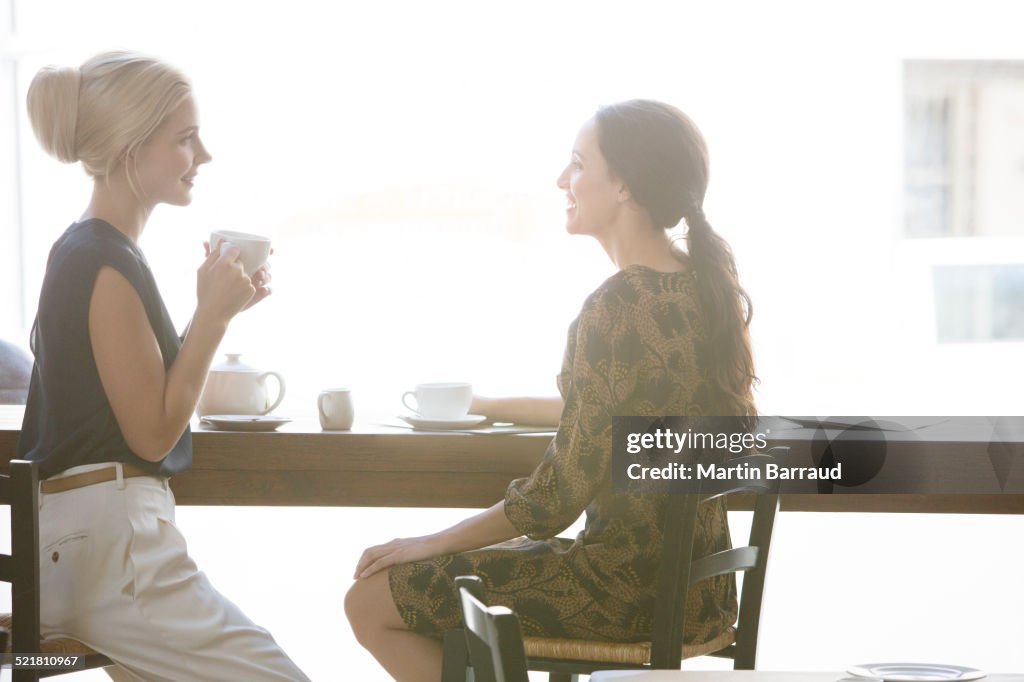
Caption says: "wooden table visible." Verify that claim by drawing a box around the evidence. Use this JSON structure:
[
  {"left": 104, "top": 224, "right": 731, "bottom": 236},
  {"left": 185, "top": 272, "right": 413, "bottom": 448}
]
[
  {"left": 0, "top": 405, "right": 549, "bottom": 507},
  {"left": 3, "top": 406, "right": 1023, "bottom": 512},
  {"left": 590, "top": 672, "right": 1024, "bottom": 681}
]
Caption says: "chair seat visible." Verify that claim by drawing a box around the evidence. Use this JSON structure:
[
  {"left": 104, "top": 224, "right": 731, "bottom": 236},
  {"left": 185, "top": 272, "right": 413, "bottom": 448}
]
[
  {"left": 0, "top": 613, "right": 104, "bottom": 657},
  {"left": 522, "top": 625, "right": 735, "bottom": 666}
]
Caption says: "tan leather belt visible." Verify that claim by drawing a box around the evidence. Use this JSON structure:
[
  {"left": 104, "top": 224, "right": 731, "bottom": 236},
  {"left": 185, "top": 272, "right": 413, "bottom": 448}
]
[{"left": 41, "top": 463, "right": 155, "bottom": 494}]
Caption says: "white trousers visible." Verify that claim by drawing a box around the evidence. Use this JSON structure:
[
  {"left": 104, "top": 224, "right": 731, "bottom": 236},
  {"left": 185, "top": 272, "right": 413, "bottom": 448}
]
[{"left": 39, "top": 463, "right": 310, "bottom": 682}]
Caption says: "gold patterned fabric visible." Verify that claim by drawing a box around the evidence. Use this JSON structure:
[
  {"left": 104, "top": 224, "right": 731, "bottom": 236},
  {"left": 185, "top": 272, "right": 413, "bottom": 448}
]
[{"left": 389, "top": 265, "right": 737, "bottom": 645}]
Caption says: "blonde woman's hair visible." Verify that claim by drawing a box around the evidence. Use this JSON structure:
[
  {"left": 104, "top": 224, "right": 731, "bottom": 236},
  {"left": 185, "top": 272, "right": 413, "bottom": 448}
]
[{"left": 27, "top": 51, "right": 191, "bottom": 180}]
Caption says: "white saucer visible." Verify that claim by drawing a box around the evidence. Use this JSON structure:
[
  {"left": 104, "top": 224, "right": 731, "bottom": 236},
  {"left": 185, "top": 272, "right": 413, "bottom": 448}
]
[
  {"left": 201, "top": 415, "right": 292, "bottom": 432},
  {"left": 848, "top": 663, "right": 986, "bottom": 681},
  {"left": 398, "top": 414, "right": 487, "bottom": 430}
]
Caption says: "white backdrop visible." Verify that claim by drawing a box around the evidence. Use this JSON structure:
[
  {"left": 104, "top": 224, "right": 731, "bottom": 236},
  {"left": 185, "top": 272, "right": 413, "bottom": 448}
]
[{"left": 2, "top": 0, "right": 1023, "bottom": 679}]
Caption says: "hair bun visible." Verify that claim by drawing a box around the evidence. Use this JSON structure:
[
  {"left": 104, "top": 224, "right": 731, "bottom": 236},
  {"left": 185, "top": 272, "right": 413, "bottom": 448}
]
[{"left": 26, "top": 65, "right": 82, "bottom": 163}]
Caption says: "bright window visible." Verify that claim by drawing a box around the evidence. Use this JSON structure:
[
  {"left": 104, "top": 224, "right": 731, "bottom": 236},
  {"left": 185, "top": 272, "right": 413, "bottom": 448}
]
[
  {"left": 904, "top": 60, "right": 1024, "bottom": 238},
  {"left": 4, "top": 3, "right": 1024, "bottom": 416},
  {"left": 904, "top": 59, "right": 1024, "bottom": 343},
  {"left": 934, "top": 264, "right": 1024, "bottom": 341}
]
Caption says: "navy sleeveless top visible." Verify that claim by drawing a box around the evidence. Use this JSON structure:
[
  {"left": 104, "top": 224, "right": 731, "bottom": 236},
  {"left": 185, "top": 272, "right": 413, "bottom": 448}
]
[{"left": 18, "top": 219, "right": 192, "bottom": 479}]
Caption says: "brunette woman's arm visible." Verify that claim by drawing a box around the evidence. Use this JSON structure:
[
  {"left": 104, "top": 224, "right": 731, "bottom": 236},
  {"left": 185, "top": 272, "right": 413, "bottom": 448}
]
[{"left": 470, "top": 395, "right": 564, "bottom": 426}]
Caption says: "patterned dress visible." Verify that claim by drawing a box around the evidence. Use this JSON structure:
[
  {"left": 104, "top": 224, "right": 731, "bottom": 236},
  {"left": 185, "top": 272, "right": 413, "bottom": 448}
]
[{"left": 388, "top": 265, "right": 738, "bottom": 645}]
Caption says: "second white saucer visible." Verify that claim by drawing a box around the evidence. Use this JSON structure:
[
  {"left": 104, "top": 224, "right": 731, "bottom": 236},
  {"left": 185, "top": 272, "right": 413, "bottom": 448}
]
[{"left": 398, "top": 414, "right": 487, "bottom": 430}]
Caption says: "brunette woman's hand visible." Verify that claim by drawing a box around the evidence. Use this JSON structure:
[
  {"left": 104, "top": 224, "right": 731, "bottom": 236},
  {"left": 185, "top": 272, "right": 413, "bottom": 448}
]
[
  {"left": 469, "top": 395, "right": 496, "bottom": 424},
  {"left": 196, "top": 244, "right": 256, "bottom": 324},
  {"left": 354, "top": 535, "right": 448, "bottom": 580},
  {"left": 354, "top": 502, "right": 518, "bottom": 580}
]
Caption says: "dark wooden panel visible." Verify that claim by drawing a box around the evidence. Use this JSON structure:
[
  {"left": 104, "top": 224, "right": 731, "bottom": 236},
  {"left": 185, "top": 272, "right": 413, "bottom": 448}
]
[
  {"left": 4, "top": 406, "right": 1023, "bottom": 513},
  {"left": 169, "top": 469, "right": 515, "bottom": 508}
]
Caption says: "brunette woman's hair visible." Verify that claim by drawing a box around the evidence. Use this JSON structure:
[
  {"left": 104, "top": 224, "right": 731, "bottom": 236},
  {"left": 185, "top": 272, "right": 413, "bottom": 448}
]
[{"left": 595, "top": 99, "right": 757, "bottom": 419}]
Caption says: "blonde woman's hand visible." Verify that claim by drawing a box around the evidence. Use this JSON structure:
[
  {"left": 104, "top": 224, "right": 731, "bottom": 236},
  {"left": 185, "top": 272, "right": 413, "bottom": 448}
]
[
  {"left": 196, "top": 244, "right": 256, "bottom": 324},
  {"left": 202, "top": 241, "right": 273, "bottom": 312},
  {"left": 354, "top": 535, "right": 447, "bottom": 580}
]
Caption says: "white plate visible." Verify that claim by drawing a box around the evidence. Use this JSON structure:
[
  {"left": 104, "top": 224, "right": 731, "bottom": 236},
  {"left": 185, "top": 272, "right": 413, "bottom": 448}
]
[
  {"left": 848, "top": 663, "right": 986, "bottom": 681},
  {"left": 201, "top": 415, "right": 292, "bottom": 432},
  {"left": 398, "top": 414, "right": 487, "bottom": 430}
]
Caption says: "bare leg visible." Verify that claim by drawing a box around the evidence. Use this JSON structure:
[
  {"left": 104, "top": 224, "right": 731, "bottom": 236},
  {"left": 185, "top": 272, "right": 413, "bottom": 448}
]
[{"left": 345, "top": 569, "right": 443, "bottom": 682}]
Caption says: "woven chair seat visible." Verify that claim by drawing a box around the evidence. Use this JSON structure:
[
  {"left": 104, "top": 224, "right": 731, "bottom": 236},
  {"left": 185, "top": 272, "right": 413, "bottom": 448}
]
[
  {"left": 523, "top": 625, "right": 735, "bottom": 666},
  {"left": 0, "top": 612, "right": 104, "bottom": 656}
]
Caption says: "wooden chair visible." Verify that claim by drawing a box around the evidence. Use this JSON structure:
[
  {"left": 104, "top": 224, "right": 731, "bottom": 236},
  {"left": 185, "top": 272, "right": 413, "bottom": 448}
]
[
  {"left": 1, "top": 626, "right": 8, "bottom": 679},
  {"left": 455, "top": 575, "right": 529, "bottom": 682},
  {"left": 1, "top": 460, "right": 111, "bottom": 681},
  {"left": 442, "top": 450, "right": 783, "bottom": 682}
]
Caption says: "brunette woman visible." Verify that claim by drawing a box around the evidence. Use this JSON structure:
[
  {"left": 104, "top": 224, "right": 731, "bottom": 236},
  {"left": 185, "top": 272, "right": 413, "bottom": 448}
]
[{"left": 346, "top": 99, "right": 756, "bottom": 682}]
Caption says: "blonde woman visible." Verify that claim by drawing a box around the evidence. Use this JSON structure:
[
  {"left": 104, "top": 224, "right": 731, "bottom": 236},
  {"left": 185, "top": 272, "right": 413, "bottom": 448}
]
[{"left": 18, "top": 51, "right": 309, "bottom": 681}]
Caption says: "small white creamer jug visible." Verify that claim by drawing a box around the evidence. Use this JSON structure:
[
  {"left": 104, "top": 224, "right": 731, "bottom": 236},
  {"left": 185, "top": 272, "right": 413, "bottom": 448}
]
[{"left": 197, "top": 353, "right": 286, "bottom": 416}]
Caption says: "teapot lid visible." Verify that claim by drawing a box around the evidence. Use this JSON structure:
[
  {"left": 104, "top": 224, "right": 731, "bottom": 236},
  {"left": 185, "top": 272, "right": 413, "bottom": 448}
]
[{"left": 210, "top": 353, "right": 259, "bottom": 373}]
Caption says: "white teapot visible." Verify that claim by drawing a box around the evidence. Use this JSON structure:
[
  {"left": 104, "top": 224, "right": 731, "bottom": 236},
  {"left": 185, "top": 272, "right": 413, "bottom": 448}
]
[{"left": 197, "top": 353, "right": 286, "bottom": 416}]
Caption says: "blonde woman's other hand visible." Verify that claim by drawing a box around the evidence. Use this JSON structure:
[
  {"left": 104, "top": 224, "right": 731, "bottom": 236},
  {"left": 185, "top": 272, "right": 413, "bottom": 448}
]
[{"left": 244, "top": 259, "right": 272, "bottom": 310}]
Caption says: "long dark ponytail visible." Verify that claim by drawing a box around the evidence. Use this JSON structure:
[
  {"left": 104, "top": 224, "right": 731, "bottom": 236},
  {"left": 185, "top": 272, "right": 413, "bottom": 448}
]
[{"left": 595, "top": 100, "right": 757, "bottom": 419}]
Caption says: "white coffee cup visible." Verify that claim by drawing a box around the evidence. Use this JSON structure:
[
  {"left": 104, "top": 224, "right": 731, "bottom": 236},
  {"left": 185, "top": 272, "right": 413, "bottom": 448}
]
[
  {"left": 210, "top": 230, "right": 271, "bottom": 275},
  {"left": 401, "top": 382, "right": 472, "bottom": 419},
  {"left": 318, "top": 388, "right": 354, "bottom": 430}
]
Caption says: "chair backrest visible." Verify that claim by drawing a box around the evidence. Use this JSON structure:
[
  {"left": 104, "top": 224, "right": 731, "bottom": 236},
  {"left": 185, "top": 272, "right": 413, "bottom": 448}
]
[
  {"left": 649, "top": 449, "right": 782, "bottom": 670},
  {"left": 0, "top": 460, "right": 42, "bottom": 667},
  {"left": 1, "top": 461, "right": 111, "bottom": 681},
  {"left": 455, "top": 576, "right": 530, "bottom": 682}
]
